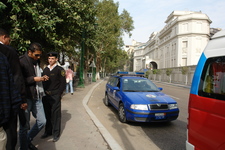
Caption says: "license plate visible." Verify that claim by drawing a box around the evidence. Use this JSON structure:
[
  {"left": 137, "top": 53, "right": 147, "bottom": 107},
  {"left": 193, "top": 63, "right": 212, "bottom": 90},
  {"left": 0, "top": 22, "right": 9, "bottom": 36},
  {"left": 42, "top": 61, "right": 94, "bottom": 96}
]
[{"left": 155, "top": 113, "right": 165, "bottom": 120}]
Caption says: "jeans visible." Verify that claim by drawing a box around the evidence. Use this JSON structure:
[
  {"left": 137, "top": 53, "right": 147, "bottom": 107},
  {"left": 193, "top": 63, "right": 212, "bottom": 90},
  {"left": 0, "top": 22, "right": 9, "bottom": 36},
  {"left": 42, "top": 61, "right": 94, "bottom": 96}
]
[
  {"left": 19, "top": 98, "right": 46, "bottom": 150},
  {"left": 66, "top": 80, "right": 73, "bottom": 93},
  {"left": 0, "top": 127, "right": 6, "bottom": 150}
]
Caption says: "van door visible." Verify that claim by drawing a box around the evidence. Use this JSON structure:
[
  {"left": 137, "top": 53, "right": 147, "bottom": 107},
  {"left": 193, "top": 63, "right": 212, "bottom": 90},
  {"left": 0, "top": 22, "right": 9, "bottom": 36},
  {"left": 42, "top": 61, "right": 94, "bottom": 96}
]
[{"left": 188, "top": 56, "right": 225, "bottom": 150}]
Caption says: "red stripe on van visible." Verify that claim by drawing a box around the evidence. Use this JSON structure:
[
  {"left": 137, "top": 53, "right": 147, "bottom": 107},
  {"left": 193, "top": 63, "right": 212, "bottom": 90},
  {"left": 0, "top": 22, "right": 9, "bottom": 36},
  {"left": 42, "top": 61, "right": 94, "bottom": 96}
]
[{"left": 188, "top": 94, "right": 225, "bottom": 150}]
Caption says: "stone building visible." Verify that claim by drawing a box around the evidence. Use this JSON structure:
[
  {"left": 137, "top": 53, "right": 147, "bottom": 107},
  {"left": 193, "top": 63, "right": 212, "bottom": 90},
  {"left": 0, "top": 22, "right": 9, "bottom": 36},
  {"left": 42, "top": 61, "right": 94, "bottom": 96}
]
[{"left": 133, "top": 11, "right": 212, "bottom": 71}]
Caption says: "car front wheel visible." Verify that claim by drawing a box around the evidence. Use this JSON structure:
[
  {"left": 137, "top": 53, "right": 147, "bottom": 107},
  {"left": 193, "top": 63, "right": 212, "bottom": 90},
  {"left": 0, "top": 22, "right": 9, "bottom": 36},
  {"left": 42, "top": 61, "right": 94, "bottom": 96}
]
[
  {"left": 104, "top": 94, "right": 110, "bottom": 106},
  {"left": 118, "top": 103, "right": 127, "bottom": 123}
]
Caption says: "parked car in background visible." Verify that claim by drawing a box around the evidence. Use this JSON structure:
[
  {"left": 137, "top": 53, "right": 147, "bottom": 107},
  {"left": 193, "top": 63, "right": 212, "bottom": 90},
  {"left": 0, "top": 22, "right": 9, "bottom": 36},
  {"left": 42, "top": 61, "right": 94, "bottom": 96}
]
[{"left": 104, "top": 72, "right": 179, "bottom": 123}]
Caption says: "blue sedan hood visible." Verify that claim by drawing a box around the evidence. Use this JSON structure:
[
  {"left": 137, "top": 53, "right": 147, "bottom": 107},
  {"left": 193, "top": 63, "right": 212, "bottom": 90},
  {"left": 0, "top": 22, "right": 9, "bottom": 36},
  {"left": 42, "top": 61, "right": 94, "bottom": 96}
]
[{"left": 123, "top": 92, "right": 176, "bottom": 104}]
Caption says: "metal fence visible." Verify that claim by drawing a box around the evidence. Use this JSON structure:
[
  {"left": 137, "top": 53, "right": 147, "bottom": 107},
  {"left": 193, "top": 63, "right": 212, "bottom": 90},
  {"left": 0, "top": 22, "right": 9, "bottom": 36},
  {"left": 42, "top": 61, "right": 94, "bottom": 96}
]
[{"left": 148, "top": 65, "right": 196, "bottom": 86}]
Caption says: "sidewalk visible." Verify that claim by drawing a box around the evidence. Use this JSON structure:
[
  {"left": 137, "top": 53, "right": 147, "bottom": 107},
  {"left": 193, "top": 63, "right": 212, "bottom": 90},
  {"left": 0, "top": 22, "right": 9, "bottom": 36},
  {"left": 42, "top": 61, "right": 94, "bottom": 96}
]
[
  {"left": 16, "top": 79, "right": 114, "bottom": 150},
  {"left": 153, "top": 80, "right": 191, "bottom": 89}
]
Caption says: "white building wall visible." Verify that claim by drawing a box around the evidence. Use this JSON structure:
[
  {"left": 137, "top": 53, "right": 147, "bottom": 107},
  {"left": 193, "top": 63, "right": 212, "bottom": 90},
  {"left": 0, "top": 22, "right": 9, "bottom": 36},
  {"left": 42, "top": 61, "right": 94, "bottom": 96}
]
[{"left": 132, "top": 11, "right": 212, "bottom": 71}]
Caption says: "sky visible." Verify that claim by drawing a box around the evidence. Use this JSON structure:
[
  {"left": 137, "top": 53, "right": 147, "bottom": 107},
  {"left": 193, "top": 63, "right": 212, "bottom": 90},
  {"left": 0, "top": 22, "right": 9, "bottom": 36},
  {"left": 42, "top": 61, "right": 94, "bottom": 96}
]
[{"left": 115, "top": 0, "right": 225, "bottom": 45}]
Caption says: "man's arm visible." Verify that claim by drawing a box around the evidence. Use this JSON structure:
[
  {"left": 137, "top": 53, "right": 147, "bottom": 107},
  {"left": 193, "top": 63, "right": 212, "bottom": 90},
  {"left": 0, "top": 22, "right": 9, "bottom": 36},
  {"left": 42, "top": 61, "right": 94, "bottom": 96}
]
[{"left": 59, "top": 67, "right": 66, "bottom": 95}]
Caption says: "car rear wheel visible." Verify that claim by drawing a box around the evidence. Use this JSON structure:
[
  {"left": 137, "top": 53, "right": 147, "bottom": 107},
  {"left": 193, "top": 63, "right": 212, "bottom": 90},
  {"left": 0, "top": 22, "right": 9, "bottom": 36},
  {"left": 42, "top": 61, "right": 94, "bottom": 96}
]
[
  {"left": 104, "top": 94, "right": 110, "bottom": 106},
  {"left": 118, "top": 103, "right": 127, "bottom": 123}
]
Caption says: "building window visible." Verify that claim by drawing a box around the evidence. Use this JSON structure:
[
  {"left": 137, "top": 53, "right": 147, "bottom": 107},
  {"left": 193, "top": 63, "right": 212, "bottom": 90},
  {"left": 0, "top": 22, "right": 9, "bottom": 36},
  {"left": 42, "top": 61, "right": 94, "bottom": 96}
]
[
  {"left": 182, "top": 41, "right": 188, "bottom": 54},
  {"left": 196, "top": 22, "right": 202, "bottom": 31},
  {"left": 182, "top": 23, "right": 188, "bottom": 32},
  {"left": 182, "top": 58, "right": 187, "bottom": 66}
]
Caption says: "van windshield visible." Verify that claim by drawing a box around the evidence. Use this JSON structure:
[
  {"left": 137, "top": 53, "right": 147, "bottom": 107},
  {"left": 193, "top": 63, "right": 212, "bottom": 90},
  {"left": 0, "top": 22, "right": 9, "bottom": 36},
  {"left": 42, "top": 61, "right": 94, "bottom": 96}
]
[{"left": 199, "top": 56, "right": 225, "bottom": 100}]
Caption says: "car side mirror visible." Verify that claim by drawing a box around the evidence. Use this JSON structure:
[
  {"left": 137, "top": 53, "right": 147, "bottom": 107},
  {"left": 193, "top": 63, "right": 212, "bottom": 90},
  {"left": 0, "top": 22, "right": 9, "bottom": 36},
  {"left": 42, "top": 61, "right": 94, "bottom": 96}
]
[
  {"left": 158, "top": 87, "right": 163, "bottom": 91},
  {"left": 113, "top": 87, "right": 120, "bottom": 91}
]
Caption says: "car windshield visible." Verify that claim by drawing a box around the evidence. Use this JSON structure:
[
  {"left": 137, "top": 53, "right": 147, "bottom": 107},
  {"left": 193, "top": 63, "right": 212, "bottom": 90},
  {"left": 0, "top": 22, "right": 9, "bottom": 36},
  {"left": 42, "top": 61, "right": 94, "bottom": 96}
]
[{"left": 122, "top": 78, "right": 160, "bottom": 92}]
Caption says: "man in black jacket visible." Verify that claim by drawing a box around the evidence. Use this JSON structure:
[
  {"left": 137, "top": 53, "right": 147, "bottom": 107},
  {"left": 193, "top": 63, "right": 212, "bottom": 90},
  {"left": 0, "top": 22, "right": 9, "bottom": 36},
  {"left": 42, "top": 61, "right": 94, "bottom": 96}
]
[
  {"left": 41, "top": 52, "right": 66, "bottom": 142},
  {"left": 19, "top": 42, "right": 49, "bottom": 150},
  {"left": 0, "top": 51, "right": 21, "bottom": 150},
  {"left": 0, "top": 28, "right": 27, "bottom": 150}
]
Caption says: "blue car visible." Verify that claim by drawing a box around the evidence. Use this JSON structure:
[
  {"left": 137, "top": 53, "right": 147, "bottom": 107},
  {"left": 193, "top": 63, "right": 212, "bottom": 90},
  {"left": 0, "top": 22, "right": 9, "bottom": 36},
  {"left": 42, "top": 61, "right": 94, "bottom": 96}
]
[{"left": 104, "top": 72, "right": 179, "bottom": 123}]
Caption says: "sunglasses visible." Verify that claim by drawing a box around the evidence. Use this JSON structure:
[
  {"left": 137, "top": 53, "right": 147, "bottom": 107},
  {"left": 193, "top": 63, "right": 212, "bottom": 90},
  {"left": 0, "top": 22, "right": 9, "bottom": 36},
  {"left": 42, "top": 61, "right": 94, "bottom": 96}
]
[{"left": 34, "top": 54, "right": 42, "bottom": 57}]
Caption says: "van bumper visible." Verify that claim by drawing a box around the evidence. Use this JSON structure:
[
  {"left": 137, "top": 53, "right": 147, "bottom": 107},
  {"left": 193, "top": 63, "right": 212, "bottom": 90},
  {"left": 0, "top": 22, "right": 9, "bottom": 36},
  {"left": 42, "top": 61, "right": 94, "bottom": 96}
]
[{"left": 186, "top": 140, "right": 194, "bottom": 150}]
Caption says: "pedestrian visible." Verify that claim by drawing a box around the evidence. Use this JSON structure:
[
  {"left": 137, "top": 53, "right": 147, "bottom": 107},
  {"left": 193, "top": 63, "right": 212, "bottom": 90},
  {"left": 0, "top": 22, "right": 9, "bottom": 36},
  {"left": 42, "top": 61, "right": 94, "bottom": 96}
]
[
  {"left": 0, "top": 28, "right": 27, "bottom": 150},
  {"left": 19, "top": 42, "right": 48, "bottom": 150},
  {"left": 0, "top": 51, "right": 22, "bottom": 150},
  {"left": 41, "top": 52, "right": 66, "bottom": 142},
  {"left": 66, "top": 66, "right": 74, "bottom": 95},
  {"left": 0, "top": 28, "right": 11, "bottom": 45}
]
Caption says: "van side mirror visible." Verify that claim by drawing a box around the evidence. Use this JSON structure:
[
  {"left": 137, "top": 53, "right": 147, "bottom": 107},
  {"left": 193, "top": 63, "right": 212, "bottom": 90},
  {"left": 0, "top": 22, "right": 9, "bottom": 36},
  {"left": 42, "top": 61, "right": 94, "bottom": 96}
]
[{"left": 158, "top": 87, "right": 163, "bottom": 91}]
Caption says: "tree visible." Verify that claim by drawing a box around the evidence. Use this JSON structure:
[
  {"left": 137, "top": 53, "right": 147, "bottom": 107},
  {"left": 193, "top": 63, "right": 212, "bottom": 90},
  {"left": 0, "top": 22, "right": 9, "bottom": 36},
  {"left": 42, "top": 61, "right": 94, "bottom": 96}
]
[
  {"left": 156, "top": 69, "right": 162, "bottom": 81},
  {"left": 152, "top": 69, "right": 158, "bottom": 80},
  {"left": 181, "top": 66, "right": 189, "bottom": 85},
  {"left": 95, "top": 0, "right": 134, "bottom": 75},
  {"left": 166, "top": 68, "right": 173, "bottom": 83},
  {"left": 0, "top": 0, "right": 134, "bottom": 81}
]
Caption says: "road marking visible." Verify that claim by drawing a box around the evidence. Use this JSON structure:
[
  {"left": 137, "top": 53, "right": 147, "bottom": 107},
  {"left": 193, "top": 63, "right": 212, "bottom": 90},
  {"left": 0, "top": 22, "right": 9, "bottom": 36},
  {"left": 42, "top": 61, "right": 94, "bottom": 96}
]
[{"left": 168, "top": 95, "right": 180, "bottom": 100}]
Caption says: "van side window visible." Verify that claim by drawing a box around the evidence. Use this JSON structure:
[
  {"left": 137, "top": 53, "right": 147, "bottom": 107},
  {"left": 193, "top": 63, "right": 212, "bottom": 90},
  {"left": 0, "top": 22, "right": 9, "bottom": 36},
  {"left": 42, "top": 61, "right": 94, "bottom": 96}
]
[{"left": 199, "top": 56, "right": 225, "bottom": 100}]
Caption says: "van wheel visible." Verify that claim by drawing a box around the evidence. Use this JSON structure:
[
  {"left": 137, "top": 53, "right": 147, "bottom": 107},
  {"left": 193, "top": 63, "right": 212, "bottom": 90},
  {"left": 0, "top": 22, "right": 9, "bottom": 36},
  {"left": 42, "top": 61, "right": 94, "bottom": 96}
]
[
  {"left": 118, "top": 103, "right": 127, "bottom": 123},
  {"left": 104, "top": 94, "right": 110, "bottom": 106}
]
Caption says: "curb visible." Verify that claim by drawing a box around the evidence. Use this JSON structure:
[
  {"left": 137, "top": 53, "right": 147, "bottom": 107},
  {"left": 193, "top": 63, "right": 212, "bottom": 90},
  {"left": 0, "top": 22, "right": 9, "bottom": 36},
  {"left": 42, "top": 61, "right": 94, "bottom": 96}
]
[{"left": 82, "top": 80, "right": 123, "bottom": 150}]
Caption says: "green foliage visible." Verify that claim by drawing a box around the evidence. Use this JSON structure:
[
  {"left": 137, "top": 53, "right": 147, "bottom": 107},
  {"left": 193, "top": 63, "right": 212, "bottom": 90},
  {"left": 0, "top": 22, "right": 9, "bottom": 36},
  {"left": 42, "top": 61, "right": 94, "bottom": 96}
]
[
  {"left": 145, "top": 70, "right": 151, "bottom": 78},
  {"left": 0, "top": 2, "right": 6, "bottom": 13},
  {"left": 166, "top": 68, "right": 173, "bottom": 76},
  {"left": 120, "top": 9, "right": 134, "bottom": 37},
  {"left": 157, "top": 69, "right": 161, "bottom": 74},
  {"left": 0, "top": 0, "right": 134, "bottom": 74},
  {"left": 95, "top": 0, "right": 133, "bottom": 73},
  {"left": 181, "top": 66, "right": 189, "bottom": 75},
  {"left": 152, "top": 69, "right": 158, "bottom": 74}
]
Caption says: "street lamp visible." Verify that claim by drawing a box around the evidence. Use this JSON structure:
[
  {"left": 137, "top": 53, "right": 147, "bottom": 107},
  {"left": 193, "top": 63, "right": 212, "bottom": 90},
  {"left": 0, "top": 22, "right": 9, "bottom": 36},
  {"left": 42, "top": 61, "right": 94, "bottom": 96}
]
[{"left": 78, "top": 29, "right": 85, "bottom": 88}]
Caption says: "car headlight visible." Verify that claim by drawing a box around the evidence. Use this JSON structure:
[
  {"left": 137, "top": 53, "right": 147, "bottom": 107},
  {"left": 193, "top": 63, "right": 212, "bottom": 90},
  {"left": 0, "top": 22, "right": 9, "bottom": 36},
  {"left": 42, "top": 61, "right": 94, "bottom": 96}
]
[
  {"left": 168, "top": 104, "right": 178, "bottom": 109},
  {"left": 130, "top": 104, "right": 148, "bottom": 110}
]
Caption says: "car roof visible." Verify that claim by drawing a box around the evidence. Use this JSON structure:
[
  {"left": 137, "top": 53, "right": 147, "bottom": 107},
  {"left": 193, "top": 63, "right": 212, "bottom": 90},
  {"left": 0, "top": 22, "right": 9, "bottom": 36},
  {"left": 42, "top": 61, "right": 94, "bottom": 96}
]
[
  {"left": 111, "top": 71, "right": 145, "bottom": 78},
  {"left": 121, "top": 76, "right": 146, "bottom": 79},
  {"left": 110, "top": 75, "right": 147, "bottom": 80}
]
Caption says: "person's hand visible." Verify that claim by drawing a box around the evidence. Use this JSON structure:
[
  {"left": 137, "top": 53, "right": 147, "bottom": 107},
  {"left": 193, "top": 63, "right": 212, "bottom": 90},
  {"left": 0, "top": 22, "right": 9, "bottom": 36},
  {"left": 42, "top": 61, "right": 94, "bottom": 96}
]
[
  {"left": 20, "top": 103, "right": 28, "bottom": 110},
  {"left": 34, "top": 75, "right": 49, "bottom": 82},
  {"left": 42, "top": 75, "right": 49, "bottom": 81}
]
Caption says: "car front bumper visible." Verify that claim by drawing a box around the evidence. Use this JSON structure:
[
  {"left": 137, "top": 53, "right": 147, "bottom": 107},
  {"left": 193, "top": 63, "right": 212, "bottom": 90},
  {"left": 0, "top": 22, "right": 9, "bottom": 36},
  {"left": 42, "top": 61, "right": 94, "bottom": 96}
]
[{"left": 126, "top": 109, "right": 179, "bottom": 122}]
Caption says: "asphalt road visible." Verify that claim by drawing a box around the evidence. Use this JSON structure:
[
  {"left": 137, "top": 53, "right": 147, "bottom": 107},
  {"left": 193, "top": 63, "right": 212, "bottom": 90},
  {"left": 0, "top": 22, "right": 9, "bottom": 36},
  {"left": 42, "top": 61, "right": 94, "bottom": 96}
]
[{"left": 88, "top": 79, "right": 190, "bottom": 150}]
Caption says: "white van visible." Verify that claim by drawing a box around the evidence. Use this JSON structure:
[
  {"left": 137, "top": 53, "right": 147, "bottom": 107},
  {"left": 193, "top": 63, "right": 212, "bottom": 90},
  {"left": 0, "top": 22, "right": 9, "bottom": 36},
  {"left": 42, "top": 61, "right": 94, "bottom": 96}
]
[{"left": 186, "top": 30, "right": 225, "bottom": 150}]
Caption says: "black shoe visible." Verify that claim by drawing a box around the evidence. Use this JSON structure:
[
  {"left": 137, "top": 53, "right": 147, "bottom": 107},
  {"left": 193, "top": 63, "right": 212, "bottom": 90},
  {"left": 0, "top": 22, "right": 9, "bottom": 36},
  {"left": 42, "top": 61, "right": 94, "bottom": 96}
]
[
  {"left": 71, "top": 93, "right": 73, "bottom": 95},
  {"left": 41, "top": 133, "right": 52, "bottom": 139},
  {"left": 53, "top": 137, "right": 59, "bottom": 142},
  {"left": 28, "top": 143, "right": 38, "bottom": 150}
]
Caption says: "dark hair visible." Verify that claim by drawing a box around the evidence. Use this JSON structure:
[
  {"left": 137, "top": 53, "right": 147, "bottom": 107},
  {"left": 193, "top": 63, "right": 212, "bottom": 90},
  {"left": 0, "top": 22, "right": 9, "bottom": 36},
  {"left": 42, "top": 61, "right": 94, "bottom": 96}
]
[
  {"left": 68, "top": 66, "right": 71, "bottom": 69},
  {"left": 28, "top": 42, "right": 42, "bottom": 52},
  {"left": 0, "top": 28, "right": 10, "bottom": 37}
]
